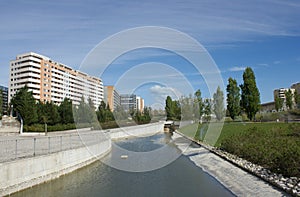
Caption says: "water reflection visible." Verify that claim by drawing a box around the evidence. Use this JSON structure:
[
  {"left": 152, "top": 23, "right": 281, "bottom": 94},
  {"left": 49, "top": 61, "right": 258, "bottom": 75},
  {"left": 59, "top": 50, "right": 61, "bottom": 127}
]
[{"left": 12, "top": 133, "right": 234, "bottom": 197}]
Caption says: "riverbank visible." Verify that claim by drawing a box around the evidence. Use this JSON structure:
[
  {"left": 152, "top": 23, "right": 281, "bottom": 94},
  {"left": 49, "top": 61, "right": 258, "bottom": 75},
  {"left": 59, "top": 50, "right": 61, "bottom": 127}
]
[
  {"left": 0, "top": 122, "right": 164, "bottom": 196},
  {"left": 178, "top": 122, "right": 300, "bottom": 196},
  {"left": 172, "top": 131, "right": 288, "bottom": 196}
]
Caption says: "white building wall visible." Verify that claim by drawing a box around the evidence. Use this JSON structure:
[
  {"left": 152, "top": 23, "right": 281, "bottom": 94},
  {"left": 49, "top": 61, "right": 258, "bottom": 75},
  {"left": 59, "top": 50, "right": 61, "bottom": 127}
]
[{"left": 8, "top": 52, "right": 103, "bottom": 108}]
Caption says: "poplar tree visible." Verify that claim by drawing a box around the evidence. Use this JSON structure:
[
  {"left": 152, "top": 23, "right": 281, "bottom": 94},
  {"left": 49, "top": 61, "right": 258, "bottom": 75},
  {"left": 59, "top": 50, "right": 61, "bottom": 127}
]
[
  {"left": 285, "top": 89, "right": 293, "bottom": 110},
  {"left": 240, "top": 67, "right": 260, "bottom": 121},
  {"left": 274, "top": 96, "right": 283, "bottom": 112},
  {"left": 226, "top": 77, "right": 240, "bottom": 120},
  {"left": 213, "top": 86, "right": 225, "bottom": 121}
]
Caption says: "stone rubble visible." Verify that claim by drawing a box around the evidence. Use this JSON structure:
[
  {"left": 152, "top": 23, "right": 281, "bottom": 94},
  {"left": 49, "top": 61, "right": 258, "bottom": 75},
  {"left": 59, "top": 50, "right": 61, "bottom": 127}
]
[
  {"left": 176, "top": 132, "right": 300, "bottom": 196},
  {"left": 211, "top": 147, "right": 300, "bottom": 197}
]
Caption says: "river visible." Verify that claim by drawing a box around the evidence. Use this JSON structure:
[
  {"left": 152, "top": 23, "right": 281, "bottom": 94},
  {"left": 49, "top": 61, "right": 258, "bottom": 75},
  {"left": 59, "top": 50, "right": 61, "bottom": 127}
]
[{"left": 11, "top": 133, "right": 234, "bottom": 197}]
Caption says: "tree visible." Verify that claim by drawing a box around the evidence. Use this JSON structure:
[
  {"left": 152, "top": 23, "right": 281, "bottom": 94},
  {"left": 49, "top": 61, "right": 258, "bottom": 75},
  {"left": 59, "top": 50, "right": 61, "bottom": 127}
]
[
  {"left": 87, "top": 97, "right": 98, "bottom": 123},
  {"left": 194, "top": 89, "right": 204, "bottom": 121},
  {"left": 36, "top": 101, "right": 60, "bottom": 125},
  {"left": 75, "top": 96, "right": 92, "bottom": 124},
  {"left": 285, "top": 89, "right": 293, "bottom": 110},
  {"left": 226, "top": 77, "right": 241, "bottom": 120},
  {"left": 180, "top": 95, "right": 194, "bottom": 121},
  {"left": 11, "top": 86, "right": 38, "bottom": 125},
  {"left": 213, "top": 86, "right": 225, "bottom": 121},
  {"left": 295, "top": 90, "right": 300, "bottom": 109},
  {"left": 97, "top": 101, "right": 114, "bottom": 123},
  {"left": 113, "top": 105, "right": 127, "bottom": 121},
  {"left": 203, "top": 98, "right": 212, "bottom": 122},
  {"left": 165, "top": 96, "right": 175, "bottom": 120},
  {"left": 240, "top": 67, "right": 261, "bottom": 121},
  {"left": 165, "top": 96, "right": 172, "bottom": 120},
  {"left": 58, "top": 98, "right": 74, "bottom": 124},
  {"left": 274, "top": 96, "right": 284, "bottom": 112}
]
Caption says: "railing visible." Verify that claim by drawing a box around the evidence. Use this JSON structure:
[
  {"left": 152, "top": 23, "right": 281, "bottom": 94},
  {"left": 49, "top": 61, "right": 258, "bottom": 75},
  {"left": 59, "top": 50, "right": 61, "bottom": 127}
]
[{"left": 0, "top": 131, "right": 108, "bottom": 163}]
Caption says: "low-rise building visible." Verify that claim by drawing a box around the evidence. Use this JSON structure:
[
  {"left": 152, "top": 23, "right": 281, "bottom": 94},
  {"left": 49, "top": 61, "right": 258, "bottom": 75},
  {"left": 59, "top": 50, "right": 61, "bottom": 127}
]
[{"left": 260, "top": 101, "right": 275, "bottom": 113}]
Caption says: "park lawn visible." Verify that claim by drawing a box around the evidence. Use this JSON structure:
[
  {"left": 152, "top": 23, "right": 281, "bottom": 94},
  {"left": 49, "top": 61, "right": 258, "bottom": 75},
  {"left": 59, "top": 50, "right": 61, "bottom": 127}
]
[{"left": 178, "top": 122, "right": 300, "bottom": 177}]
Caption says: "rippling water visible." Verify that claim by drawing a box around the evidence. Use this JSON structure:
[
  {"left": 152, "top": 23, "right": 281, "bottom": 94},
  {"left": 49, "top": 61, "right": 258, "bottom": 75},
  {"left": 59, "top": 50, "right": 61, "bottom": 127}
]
[{"left": 12, "top": 133, "right": 234, "bottom": 197}]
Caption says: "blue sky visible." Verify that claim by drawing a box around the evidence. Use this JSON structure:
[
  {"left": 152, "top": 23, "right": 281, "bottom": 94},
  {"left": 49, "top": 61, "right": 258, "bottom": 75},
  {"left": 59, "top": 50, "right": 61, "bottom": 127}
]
[{"left": 1, "top": 0, "right": 300, "bottom": 108}]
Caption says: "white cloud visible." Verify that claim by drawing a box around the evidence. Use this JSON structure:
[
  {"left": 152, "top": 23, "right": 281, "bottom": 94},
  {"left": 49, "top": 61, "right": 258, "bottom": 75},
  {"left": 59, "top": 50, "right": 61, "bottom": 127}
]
[
  {"left": 257, "top": 63, "right": 269, "bottom": 67},
  {"left": 229, "top": 66, "right": 247, "bottom": 72},
  {"left": 149, "top": 85, "right": 182, "bottom": 104},
  {"left": 273, "top": 61, "right": 281, "bottom": 64}
]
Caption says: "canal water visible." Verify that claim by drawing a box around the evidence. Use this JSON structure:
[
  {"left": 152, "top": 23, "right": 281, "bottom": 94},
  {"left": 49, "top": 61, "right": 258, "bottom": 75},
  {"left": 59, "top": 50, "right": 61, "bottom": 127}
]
[{"left": 12, "top": 133, "right": 234, "bottom": 197}]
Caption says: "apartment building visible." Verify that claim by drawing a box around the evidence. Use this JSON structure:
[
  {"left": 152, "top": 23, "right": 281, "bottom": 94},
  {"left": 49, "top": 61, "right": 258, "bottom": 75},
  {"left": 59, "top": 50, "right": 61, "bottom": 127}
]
[
  {"left": 120, "top": 94, "right": 144, "bottom": 112},
  {"left": 136, "top": 96, "right": 144, "bottom": 112},
  {"left": 9, "top": 52, "right": 103, "bottom": 107},
  {"left": 273, "top": 87, "right": 296, "bottom": 110},
  {"left": 104, "top": 86, "right": 121, "bottom": 111},
  {"left": 0, "top": 85, "right": 8, "bottom": 115}
]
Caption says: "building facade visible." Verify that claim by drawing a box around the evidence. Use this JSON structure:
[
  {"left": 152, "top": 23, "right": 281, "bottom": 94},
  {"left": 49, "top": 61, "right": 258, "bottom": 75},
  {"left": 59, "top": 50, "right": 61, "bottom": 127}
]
[
  {"left": 0, "top": 85, "right": 8, "bottom": 115},
  {"left": 273, "top": 88, "right": 296, "bottom": 110},
  {"left": 291, "top": 82, "right": 300, "bottom": 95},
  {"left": 136, "top": 96, "right": 144, "bottom": 112},
  {"left": 260, "top": 101, "right": 275, "bottom": 113},
  {"left": 9, "top": 52, "right": 103, "bottom": 107},
  {"left": 104, "top": 86, "right": 121, "bottom": 111},
  {"left": 120, "top": 94, "right": 137, "bottom": 111},
  {"left": 120, "top": 94, "right": 144, "bottom": 112}
]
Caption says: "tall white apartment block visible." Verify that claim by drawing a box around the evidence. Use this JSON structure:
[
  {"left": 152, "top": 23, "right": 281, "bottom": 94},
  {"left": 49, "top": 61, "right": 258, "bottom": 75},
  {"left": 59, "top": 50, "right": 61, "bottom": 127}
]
[{"left": 9, "top": 52, "right": 103, "bottom": 107}]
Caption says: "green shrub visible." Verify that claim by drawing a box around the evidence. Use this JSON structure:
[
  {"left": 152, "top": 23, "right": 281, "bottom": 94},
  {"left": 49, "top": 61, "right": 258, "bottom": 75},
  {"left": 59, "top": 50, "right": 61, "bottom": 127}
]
[{"left": 221, "top": 125, "right": 300, "bottom": 177}]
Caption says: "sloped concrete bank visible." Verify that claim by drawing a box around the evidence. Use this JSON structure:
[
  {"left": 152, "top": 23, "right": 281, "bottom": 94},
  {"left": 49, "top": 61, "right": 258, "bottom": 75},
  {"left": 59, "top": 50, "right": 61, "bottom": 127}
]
[
  {"left": 109, "top": 122, "right": 164, "bottom": 140},
  {"left": 173, "top": 132, "right": 289, "bottom": 197},
  {"left": 0, "top": 122, "right": 164, "bottom": 196}
]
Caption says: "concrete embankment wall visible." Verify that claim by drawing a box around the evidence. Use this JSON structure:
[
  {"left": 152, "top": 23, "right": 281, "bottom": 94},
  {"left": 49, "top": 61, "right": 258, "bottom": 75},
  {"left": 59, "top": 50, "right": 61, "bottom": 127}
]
[
  {"left": 0, "top": 122, "right": 164, "bottom": 196},
  {"left": 0, "top": 140, "right": 111, "bottom": 196}
]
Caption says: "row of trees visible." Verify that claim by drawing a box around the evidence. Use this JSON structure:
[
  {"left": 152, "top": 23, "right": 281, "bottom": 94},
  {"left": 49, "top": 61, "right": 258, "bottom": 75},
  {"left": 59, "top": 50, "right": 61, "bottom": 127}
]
[
  {"left": 165, "top": 86, "right": 225, "bottom": 122},
  {"left": 165, "top": 67, "right": 261, "bottom": 122},
  {"left": 226, "top": 67, "right": 260, "bottom": 121},
  {"left": 11, "top": 86, "right": 152, "bottom": 128},
  {"left": 11, "top": 86, "right": 74, "bottom": 126}
]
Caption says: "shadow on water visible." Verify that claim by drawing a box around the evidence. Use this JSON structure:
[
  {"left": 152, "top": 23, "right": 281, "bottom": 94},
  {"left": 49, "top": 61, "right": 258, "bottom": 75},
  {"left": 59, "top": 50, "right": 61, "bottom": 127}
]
[{"left": 11, "top": 133, "right": 235, "bottom": 197}]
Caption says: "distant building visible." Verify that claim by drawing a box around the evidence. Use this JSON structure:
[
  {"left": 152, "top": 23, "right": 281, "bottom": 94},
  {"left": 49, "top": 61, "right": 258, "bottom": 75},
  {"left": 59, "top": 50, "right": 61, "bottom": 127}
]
[
  {"left": 104, "top": 86, "right": 121, "bottom": 111},
  {"left": 291, "top": 82, "right": 300, "bottom": 94},
  {"left": 273, "top": 88, "right": 296, "bottom": 110},
  {"left": 120, "top": 94, "right": 137, "bottom": 111},
  {"left": 260, "top": 101, "right": 275, "bottom": 113},
  {"left": 120, "top": 94, "right": 144, "bottom": 112},
  {"left": 9, "top": 52, "right": 103, "bottom": 107},
  {"left": 0, "top": 85, "right": 8, "bottom": 115},
  {"left": 136, "top": 96, "right": 144, "bottom": 112}
]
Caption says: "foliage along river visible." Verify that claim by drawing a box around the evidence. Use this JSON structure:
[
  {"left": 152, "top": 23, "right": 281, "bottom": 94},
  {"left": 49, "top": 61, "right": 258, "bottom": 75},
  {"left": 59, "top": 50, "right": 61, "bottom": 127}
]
[{"left": 12, "top": 133, "right": 234, "bottom": 197}]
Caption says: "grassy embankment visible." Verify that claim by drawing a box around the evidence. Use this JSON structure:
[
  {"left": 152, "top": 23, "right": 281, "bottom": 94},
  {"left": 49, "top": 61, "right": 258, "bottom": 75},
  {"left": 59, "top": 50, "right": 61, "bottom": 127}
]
[{"left": 179, "top": 122, "right": 300, "bottom": 177}]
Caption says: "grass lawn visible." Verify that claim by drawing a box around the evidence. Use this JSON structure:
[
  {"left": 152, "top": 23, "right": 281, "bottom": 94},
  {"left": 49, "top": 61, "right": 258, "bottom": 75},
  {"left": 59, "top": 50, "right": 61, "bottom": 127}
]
[{"left": 178, "top": 122, "right": 300, "bottom": 177}]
